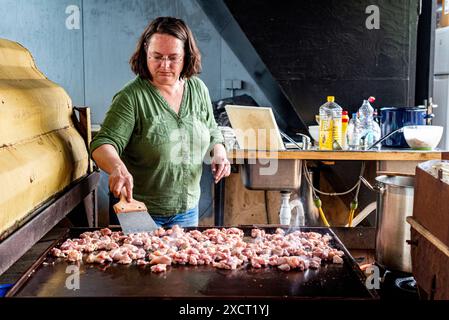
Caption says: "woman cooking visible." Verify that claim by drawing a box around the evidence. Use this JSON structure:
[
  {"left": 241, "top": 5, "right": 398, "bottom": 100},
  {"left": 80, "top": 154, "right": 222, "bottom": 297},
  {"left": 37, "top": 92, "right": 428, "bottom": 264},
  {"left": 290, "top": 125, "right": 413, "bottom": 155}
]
[{"left": 90, "top": 17, "right": 230, "bottom": 228}]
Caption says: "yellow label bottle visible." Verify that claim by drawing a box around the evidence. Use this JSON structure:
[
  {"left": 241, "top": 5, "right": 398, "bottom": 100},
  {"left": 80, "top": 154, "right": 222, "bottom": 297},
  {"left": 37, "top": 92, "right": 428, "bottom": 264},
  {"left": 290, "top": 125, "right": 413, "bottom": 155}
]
[
  {"left": 319, "top": 96, "right": 343, "bottom": 150},
  {"left": 319, "top": 112, "right": 333, "bottom": 150}
]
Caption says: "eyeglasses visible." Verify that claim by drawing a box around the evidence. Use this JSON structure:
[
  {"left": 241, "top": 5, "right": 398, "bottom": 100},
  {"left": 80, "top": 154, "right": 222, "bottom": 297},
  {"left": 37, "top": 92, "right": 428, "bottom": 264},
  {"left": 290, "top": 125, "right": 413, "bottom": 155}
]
[{"left": 148, "top": 54, "right": 184, "bottom": 65}]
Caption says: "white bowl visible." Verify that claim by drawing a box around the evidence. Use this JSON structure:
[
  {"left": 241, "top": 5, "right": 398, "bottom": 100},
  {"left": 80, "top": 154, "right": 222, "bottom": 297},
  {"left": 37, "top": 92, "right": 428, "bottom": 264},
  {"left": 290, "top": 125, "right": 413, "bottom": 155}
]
[
  {"left": 403, "top": 125, "right": 443, "bottom": 150},
  {"left": 308, "top": 125, "right": 320, "bottom": 142}
]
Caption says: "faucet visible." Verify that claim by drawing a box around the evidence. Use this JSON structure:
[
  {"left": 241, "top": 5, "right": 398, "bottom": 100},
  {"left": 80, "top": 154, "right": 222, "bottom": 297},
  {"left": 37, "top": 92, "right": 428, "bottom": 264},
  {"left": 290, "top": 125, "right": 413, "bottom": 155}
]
[
  {"left": 279, "top": 130, "right": 311, "bottom": 150},
  {"left": 424, "top": 98, "right": 437, "bottom": 125},
  {"left": 295, "top": 133, "right": 311, "bottom": 150}
]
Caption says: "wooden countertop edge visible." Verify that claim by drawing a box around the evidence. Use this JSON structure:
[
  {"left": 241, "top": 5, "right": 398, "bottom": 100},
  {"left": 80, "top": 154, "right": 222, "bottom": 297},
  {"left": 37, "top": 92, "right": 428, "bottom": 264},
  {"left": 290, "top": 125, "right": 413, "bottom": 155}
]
[{"left": 228, "top": 150, "right": 445, "bottom": 161}]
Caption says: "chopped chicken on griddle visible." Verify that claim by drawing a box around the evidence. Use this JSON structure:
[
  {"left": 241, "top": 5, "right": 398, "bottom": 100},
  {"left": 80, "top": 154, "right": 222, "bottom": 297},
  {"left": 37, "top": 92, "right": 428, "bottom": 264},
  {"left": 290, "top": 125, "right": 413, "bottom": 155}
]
[{"left": 52, "top": 226, "right": 344, "bottom": 273}]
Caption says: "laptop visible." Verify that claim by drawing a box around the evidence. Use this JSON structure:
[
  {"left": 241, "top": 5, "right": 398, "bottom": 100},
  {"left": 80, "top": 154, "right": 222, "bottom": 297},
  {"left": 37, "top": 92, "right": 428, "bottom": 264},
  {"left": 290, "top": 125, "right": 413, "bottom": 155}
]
[{"left": 224, "top": 105, "right": 286, "bottom": 151}]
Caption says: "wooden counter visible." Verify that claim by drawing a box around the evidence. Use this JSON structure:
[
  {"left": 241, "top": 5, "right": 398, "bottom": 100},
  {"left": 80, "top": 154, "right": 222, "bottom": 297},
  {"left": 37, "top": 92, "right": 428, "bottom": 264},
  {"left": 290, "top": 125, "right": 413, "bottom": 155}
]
[
  {"left": 229, "top": 148, "right": 445, "bottom": 161},
  {"left": 218, "top": 148, "right": 447, "bottom": 230}
]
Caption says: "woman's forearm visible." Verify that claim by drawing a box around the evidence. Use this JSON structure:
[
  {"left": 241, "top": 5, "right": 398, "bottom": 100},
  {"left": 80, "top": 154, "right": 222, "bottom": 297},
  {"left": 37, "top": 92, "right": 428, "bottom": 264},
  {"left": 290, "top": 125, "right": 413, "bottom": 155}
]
[
  {"left": 92, "top": 144, "right": 134, "bottom": 199},
  {"left": 91, "top": 144, "right": 125, "bottom": 174},
  {"left": 212, "top": 143, "right": 226, "bottom": 158},
  {"left": 211, "top": 143, "right": 231, "bottom": 183}
]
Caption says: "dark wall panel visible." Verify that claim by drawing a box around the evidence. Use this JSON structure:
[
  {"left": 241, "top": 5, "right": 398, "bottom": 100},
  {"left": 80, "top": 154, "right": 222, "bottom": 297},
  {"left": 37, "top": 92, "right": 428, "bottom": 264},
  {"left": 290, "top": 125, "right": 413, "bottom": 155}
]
[{"left": 224, "top": 0, "right": 419, "bottom": 124}]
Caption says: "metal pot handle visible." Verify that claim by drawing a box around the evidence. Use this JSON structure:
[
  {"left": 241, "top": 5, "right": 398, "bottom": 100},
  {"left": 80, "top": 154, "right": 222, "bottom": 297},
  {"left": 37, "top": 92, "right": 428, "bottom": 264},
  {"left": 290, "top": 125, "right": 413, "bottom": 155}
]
[{"left": 359, "top": 176, "right": 385, "bottom": 194}]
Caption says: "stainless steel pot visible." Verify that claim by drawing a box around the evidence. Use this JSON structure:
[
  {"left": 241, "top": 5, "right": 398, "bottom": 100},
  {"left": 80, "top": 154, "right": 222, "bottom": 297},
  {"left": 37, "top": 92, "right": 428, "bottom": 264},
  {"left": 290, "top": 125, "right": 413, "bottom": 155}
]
[{"left": 360, "top": 175, "right": 414, "bottom": 273}]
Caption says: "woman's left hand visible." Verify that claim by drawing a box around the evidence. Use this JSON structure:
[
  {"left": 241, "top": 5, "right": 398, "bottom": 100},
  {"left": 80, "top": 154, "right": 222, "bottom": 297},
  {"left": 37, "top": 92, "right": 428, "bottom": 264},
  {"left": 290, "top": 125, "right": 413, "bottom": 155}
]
[{"left": 211, "top": 144, "right": 231, "bottom": 183}]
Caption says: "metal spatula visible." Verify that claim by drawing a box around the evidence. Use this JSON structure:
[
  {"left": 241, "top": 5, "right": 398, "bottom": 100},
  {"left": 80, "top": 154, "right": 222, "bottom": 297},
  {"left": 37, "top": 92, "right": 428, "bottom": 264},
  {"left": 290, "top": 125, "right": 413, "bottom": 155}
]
[{"left": 113, "top": 189, "right": 158, "bottom": 234}]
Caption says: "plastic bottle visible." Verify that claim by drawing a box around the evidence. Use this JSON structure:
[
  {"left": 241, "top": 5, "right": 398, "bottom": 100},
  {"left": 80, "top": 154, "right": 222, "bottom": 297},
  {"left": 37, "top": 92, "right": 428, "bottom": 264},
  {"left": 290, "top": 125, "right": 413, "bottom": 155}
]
[
  {"left": 358, "top": 99, "right": 374, "bottom": 128},
  {"left": 341, "top": 111, "right": 349, "bottom": 149},
  {"left": 319, "top": 96, "right": 343, "bottom": 150},
  {"left": 358, "top": 98, "right": 376, "bottom": 149},
  {"left": 346, "top": 113, "right": 361, "bottom": 150},
  {"left": 372, "top": 109, "right": 381, "bottom": 148}
]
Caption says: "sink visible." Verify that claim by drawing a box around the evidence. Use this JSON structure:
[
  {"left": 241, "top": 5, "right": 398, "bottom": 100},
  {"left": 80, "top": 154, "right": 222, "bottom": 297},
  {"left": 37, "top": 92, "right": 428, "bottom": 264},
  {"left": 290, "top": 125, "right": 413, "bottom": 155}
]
[{"left": 240, "top": 159, "right": 302, "bottom": 191}]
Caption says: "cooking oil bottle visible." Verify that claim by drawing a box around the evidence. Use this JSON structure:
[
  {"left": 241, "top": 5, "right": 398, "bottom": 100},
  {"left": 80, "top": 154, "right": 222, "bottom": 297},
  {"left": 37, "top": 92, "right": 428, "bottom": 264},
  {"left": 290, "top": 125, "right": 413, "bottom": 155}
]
[{"left": 319, "top": 96, "right": 343, "bottom": 150}]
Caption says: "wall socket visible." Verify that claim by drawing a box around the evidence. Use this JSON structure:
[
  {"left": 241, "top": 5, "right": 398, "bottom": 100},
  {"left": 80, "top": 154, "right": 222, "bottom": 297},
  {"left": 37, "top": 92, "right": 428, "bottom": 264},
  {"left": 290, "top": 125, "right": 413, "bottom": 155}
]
[{"left": 225, "top": 79, "right": 243, "bottom": 90}]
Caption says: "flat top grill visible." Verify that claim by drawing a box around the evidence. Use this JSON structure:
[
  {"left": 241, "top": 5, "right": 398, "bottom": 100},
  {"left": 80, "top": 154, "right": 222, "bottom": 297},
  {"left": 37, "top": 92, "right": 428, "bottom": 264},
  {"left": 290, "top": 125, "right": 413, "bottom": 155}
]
[{"left": 7, "top": 227, "right": 378, "bottom": 299}]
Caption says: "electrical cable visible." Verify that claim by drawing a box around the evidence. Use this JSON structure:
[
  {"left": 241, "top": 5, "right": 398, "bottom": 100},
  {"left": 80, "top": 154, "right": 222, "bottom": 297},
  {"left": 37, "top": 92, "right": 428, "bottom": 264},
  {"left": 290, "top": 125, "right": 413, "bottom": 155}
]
[
  {"left": 302, "top": 160, "right": 366, "bottom": 227},
  {"left": 303, "top": 160, "right": 365, "bottom": 196},
  {"left": 348, "top": 161, "right": 365, "bottom": 226}
]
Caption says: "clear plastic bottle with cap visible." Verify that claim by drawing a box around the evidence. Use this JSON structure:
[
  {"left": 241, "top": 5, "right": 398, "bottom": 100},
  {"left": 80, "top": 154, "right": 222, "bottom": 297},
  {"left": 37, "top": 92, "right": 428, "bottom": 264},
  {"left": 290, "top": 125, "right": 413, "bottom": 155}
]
[
  {"left": 358, "top": 97, "right": 376, "bottom": 149},
  {"left": 341, "top": 110, "right": 349, "bottom": 149},
  {"left": 346, "top": 113, "right": 361, "bottom": 150},
  {"left": 318, "top": 96, "right": 343, "bottom": 150}
]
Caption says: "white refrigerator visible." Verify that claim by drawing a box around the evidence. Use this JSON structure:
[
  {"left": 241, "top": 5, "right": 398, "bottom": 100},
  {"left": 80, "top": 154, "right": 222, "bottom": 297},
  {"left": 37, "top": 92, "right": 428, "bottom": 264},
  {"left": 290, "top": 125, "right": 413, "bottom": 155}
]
[{"left": 434, "top": 26, "right": 449, "bottom": 149}]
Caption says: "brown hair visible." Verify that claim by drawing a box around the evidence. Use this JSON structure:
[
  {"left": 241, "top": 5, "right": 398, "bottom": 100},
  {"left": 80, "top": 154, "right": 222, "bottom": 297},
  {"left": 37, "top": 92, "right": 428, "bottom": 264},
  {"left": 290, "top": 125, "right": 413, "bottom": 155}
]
[{"left": 129, "top": 17, "right": 202, "bottom": 80}]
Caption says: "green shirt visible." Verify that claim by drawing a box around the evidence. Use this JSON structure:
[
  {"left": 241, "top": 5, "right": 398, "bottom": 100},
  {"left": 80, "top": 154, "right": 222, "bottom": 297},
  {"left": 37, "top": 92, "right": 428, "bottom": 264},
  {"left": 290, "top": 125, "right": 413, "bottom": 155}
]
[{"left": 90, "top": 76, "right": 224, "bottom": 216}]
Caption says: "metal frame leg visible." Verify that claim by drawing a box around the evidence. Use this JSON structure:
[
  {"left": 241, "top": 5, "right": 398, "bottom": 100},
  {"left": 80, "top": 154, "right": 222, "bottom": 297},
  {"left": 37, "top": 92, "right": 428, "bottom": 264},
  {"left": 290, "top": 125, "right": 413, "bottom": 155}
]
[{"left": 214, "top": 179, "right": 225, "bottom": 226}]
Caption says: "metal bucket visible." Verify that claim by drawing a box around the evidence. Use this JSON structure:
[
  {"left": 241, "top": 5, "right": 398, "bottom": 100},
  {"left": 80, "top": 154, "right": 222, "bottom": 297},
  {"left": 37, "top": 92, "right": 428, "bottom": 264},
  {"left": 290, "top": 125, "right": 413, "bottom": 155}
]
[{"left": 361, "top": 175, "right": 414, "bottom": 273}]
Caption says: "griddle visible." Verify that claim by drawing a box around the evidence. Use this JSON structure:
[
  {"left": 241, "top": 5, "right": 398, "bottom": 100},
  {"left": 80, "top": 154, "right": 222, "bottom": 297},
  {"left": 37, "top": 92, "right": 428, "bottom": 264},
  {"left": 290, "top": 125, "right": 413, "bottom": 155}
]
[{"left": 6, "top": 226, "right": 378, "bottom": 299}]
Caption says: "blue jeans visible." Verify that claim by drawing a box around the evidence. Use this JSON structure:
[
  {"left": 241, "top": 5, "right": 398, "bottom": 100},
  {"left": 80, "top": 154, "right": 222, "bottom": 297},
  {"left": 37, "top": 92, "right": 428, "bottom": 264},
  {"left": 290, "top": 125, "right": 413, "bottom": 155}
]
[{"left": 151, "top": 206, "right": 199, "bottom": 228}]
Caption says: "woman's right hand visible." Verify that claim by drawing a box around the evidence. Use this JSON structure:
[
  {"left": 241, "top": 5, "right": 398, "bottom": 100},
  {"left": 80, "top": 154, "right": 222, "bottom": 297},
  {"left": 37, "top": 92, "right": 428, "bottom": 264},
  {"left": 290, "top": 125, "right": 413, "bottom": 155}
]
[{"left": 109, "top": 163, "right": 134, "bottom": 202}]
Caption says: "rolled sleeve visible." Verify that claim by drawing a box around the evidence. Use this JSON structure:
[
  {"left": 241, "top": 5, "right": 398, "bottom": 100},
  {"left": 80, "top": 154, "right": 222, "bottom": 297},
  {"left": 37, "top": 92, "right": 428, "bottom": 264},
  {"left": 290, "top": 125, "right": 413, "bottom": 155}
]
[{"left": 89, "top": 91, "right": 136, "bottom": 156}]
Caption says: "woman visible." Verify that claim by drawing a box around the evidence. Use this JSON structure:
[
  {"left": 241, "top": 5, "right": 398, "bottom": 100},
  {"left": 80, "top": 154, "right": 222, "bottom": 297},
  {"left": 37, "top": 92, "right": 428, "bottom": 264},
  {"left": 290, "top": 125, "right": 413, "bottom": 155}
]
[{"left": 90, "top": 17, "right": 230, "bottom": 227}]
